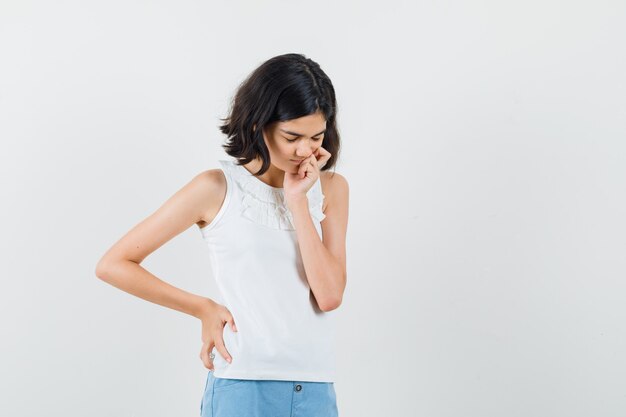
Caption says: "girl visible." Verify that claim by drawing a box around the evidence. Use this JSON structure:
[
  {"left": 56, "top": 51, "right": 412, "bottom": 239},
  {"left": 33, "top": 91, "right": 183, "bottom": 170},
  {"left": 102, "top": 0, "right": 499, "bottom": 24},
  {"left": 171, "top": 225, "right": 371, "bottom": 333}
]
[{"left": 96, "top": 53, "right": 349, "bottom": 417}]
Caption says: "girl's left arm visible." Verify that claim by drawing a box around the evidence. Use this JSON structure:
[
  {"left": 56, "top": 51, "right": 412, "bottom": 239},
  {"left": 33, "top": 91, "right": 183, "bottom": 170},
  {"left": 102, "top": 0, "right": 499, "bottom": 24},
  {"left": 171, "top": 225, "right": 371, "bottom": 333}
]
[{"left": 288, "top": 173, "right": 349, "bottom": 312}]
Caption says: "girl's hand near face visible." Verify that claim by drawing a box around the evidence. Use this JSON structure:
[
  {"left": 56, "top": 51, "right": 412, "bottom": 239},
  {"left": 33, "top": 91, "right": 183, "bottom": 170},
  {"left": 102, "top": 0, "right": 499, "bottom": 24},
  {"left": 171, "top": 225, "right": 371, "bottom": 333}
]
[{"left": 283, "top": 146, "right": 331, "bottom": 205}]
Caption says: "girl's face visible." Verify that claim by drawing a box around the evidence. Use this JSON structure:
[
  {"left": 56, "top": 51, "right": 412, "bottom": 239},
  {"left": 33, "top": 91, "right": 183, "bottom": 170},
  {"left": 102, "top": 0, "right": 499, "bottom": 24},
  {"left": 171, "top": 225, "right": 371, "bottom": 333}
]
[{"left": 261, "top": 111, "right": 327, "bottom": 172}]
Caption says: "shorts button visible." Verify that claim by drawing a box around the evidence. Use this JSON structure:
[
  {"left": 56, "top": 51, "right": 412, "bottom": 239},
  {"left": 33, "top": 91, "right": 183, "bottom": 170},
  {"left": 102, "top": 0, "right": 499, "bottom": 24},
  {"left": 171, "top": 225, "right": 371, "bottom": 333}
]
[{"left": 295, "top": 384, "right": 302, "bottom": 392}]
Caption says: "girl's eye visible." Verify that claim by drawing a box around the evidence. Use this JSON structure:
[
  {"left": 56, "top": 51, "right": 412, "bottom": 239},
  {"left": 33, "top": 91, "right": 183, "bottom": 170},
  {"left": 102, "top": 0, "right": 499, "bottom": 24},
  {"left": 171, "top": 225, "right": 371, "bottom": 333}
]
[{"left": 286, "top": 137, "right": 323, "bottom": 143}]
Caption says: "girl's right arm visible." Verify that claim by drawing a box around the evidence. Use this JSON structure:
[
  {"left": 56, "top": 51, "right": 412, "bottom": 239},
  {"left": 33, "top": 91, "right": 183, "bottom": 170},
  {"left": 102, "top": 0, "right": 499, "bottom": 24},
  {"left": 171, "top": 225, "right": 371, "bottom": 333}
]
[{"left": 94, "top": 169, "right": 236, "bottom": 369}]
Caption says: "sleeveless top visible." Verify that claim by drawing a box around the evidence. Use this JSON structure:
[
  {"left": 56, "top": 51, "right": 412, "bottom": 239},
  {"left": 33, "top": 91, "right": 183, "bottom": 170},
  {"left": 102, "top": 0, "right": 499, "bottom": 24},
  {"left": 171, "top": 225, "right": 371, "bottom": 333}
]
[{"left": 198, "top": 158, "right": 337, "bottom": 383}]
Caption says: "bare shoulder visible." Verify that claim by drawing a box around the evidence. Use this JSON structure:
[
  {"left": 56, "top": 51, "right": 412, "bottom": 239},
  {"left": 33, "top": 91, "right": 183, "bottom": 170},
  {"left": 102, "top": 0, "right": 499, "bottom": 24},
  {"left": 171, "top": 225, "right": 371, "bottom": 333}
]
[
  {"left": 319, "top": 170, "right": 349, "bottom": 213},
  {"left": 193, "top": 168, "right": 226, "bottom": 195},
  {"left": 195, "top": 168, "right": 227, "bottom": 228}
]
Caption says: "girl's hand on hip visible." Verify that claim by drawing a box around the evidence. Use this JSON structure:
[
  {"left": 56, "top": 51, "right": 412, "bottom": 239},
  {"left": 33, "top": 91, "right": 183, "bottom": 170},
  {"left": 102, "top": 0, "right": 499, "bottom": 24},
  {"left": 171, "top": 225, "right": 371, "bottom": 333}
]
[{"left": 198, "top": 300, "right": 237, "bottom": 370}]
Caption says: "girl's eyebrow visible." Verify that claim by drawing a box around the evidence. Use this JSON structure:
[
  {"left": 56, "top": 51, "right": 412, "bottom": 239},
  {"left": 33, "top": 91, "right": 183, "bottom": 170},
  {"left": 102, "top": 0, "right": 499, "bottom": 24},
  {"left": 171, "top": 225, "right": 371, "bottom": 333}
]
[{"left": 279, "top": 128, "right": 326, "bottom": 137}]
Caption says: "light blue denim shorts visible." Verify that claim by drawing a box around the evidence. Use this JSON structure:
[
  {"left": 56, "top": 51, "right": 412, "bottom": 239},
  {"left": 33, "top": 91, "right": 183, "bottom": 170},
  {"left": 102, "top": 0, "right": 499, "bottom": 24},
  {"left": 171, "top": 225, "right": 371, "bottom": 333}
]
[{"left": 200, "top": 370, "right": 338, "bottom": 417}]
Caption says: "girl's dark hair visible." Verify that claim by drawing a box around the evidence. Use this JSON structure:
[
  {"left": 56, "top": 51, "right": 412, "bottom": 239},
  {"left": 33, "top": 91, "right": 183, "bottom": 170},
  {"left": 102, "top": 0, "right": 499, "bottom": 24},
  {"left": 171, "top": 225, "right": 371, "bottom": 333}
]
[{"left": 219, "top": 53, "right": 340, "bottom": 175}]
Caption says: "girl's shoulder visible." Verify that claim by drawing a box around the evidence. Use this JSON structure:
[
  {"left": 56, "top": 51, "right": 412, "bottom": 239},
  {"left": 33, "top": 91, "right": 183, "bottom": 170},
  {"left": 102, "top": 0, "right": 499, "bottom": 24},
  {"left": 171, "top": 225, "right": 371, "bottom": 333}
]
[
  {"left": 319, "top": 171, "right": 349, "bottom": 214},
  {"left": 195, "top": 168, "right": 228, "bottom": 229}
]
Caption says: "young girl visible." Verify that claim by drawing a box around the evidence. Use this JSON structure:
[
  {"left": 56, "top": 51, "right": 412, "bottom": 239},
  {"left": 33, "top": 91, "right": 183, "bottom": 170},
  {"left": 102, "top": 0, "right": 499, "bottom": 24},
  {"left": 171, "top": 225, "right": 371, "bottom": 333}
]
[{"left": 96, "top": 53, "right": 349, "bottom": 417}]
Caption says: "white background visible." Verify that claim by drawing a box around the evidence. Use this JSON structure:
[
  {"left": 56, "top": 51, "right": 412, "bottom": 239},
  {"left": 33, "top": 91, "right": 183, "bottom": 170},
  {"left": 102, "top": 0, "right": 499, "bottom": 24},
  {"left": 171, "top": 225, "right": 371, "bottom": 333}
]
[{"left": 1, "top": 1, "right": 625, "bottom": 416}]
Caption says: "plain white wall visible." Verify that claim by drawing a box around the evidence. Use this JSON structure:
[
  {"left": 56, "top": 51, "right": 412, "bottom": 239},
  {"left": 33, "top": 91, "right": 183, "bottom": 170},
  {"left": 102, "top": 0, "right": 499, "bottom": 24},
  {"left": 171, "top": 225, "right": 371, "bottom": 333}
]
[{"left": 1, "top": 0, "right": 625, "bottom": 416}]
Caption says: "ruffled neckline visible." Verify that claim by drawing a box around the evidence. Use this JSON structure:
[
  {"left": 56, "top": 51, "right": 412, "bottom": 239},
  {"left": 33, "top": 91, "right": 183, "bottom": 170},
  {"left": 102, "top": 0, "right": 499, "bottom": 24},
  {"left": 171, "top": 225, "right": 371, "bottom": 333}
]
[{"left": 219, "top": 159, "right": 326, "bottom": 230}]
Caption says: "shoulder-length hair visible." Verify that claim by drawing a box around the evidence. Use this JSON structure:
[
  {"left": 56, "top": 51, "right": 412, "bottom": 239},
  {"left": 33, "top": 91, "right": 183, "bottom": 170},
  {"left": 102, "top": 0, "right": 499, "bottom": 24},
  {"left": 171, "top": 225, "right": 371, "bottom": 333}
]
[{"left": 219, "top": 53, "right": 340, "bottom": 175}]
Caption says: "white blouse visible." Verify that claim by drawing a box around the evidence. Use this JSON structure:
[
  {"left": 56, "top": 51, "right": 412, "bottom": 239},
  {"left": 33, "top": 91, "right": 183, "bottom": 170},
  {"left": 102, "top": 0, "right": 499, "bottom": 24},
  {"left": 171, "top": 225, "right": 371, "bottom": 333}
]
[{"left": 199, "top": 158, "right": 336, "bottom": 382}]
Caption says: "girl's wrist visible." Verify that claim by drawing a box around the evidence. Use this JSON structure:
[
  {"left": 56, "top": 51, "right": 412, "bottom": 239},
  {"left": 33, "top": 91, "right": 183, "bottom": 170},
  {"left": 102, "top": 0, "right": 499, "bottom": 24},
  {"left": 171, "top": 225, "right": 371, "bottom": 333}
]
[
  {"left": 285, "top": 194, "right": 308, "bottom": 209},
  {"left": 193, "top": 296, "right": 218, "bottom": 320}
]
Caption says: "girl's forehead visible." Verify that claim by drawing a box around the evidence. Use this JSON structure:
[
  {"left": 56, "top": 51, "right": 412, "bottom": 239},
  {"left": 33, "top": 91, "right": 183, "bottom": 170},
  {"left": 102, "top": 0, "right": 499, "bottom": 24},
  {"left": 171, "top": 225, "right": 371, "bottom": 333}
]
[{"left": 279, "top": 113, "right": 326, "bottom": 129}]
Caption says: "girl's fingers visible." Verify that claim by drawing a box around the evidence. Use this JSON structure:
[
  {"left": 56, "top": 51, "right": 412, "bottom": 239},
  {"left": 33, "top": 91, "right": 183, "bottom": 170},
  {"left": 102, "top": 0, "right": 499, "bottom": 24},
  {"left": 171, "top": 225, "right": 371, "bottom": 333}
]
[
  {"left": 214, "top": 334, "right": 233, "bottom": 364},
  {"left": 199, "top": 342, "right": 215, "bottom": 370},
  {"left": 228, "top": 317, "right": 237, "bottom": 332},
  {"left": 299, "top": 155, "right": 316, "bottom": 179},
  {"left": 222, "top": 309, "right": 237, "bottom": 332}
]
